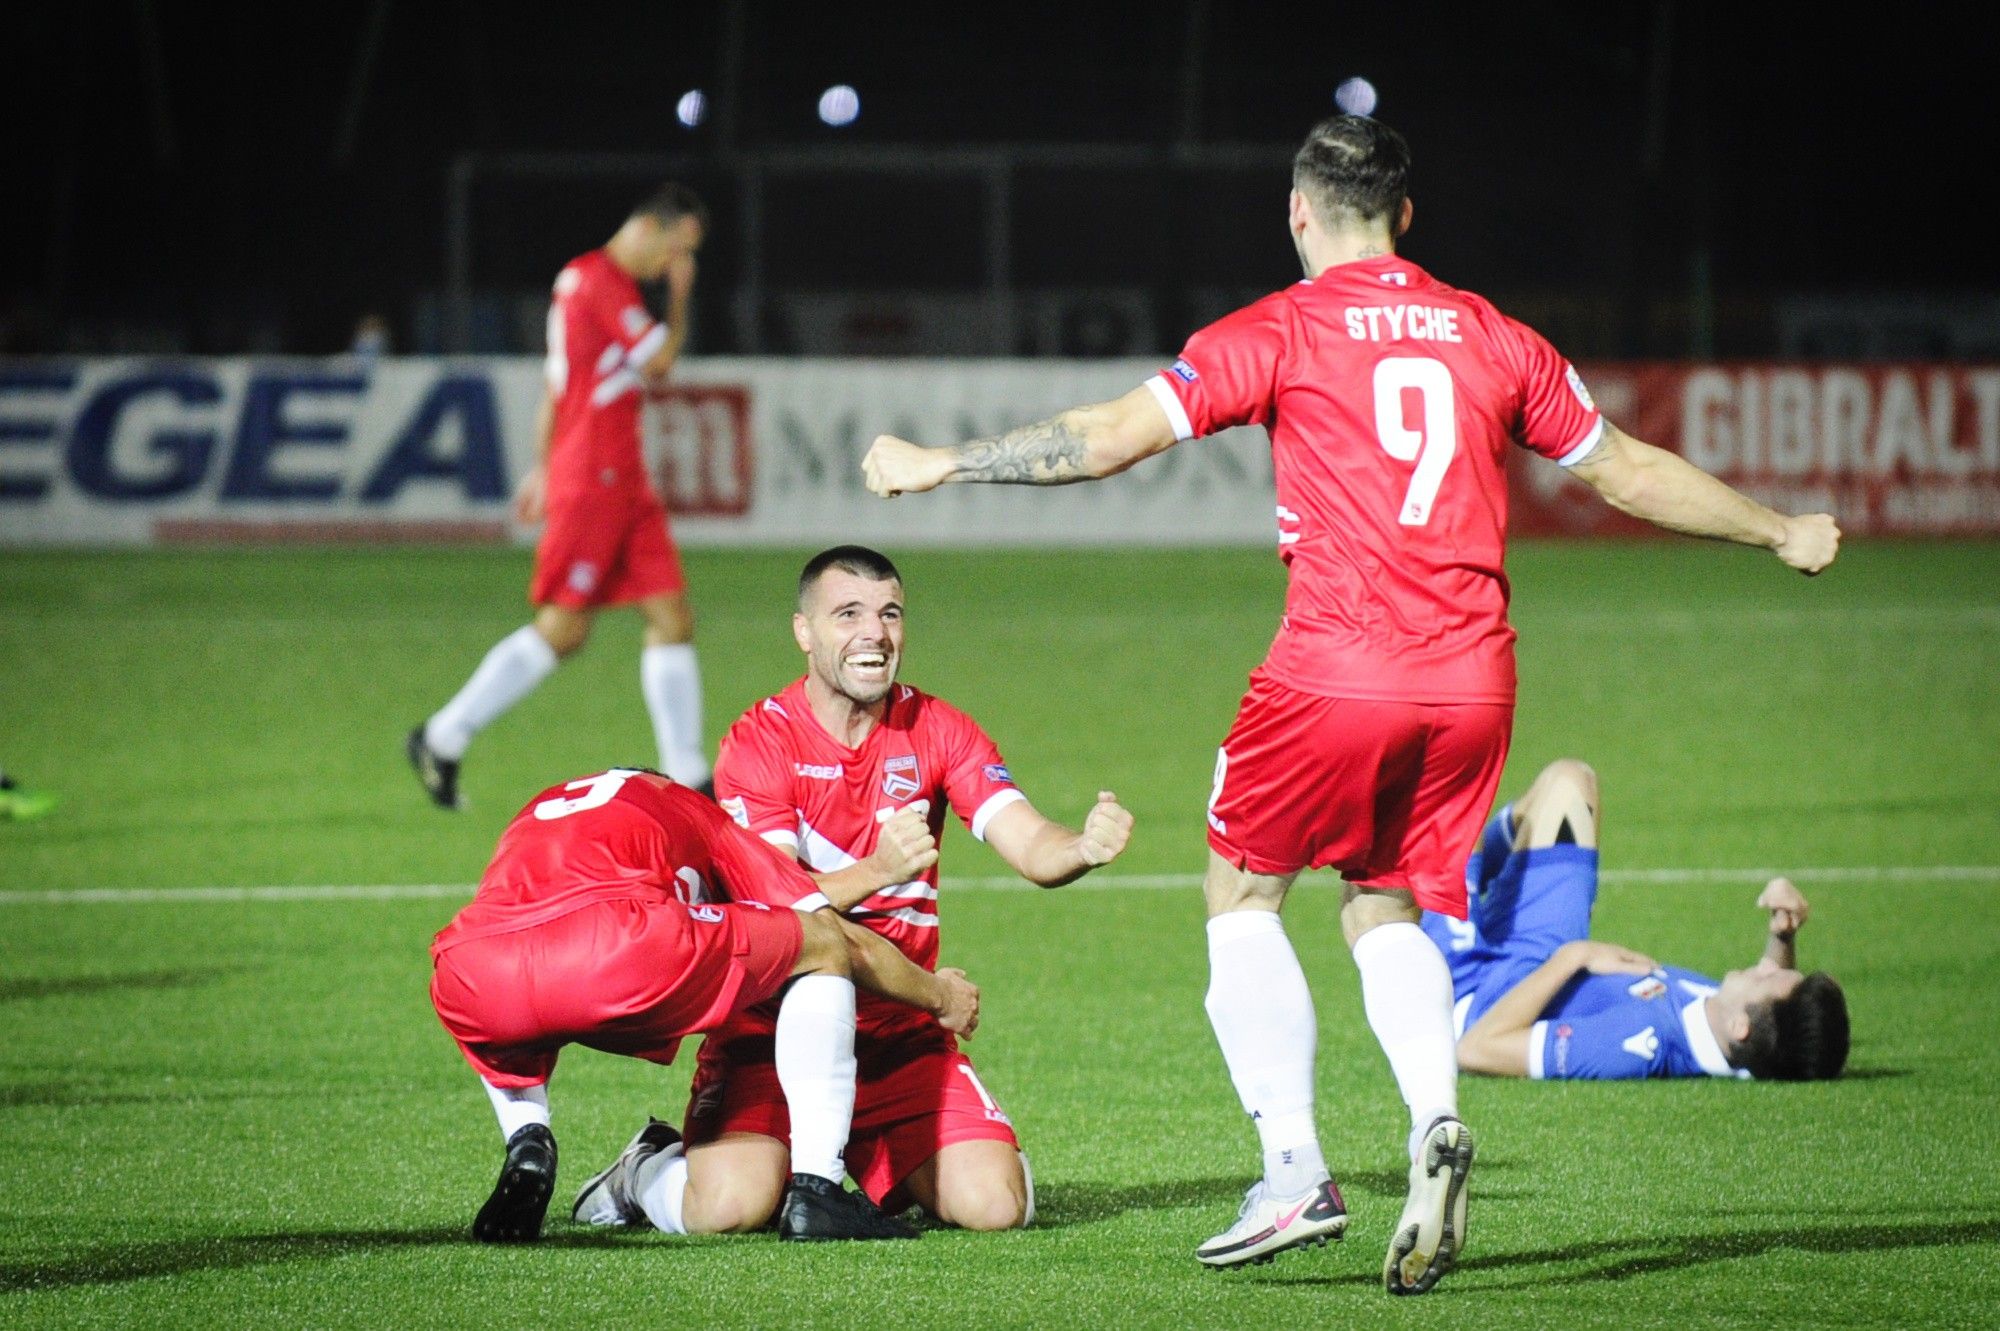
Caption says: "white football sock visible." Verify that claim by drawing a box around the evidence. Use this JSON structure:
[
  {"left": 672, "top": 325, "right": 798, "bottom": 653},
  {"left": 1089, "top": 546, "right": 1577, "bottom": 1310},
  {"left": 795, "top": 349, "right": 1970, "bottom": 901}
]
[
  {"left": 1017, "top": 1150, "right": 1037, "bottom": 1229},
  {"left": 1350, "top": 920, "right": 1460, "bottom": 1158},
  {"left": 426, "top": 626, "right": 558, "bottom": 761},
  {"left": 1204, "top": 911, "right": 1327, "bottom": 1196},
  {"left": 641, "top": 643, "right": 711, "bottom": 787},
  {"left": 632, "top": 1149, "right": 690, "bottom": 1234},
  {"left": 774, "top": 973, "right": 858, "bottom": 1182},
  {"left": 481, "top": 1079, "right": 549, "bottom": 1141}
]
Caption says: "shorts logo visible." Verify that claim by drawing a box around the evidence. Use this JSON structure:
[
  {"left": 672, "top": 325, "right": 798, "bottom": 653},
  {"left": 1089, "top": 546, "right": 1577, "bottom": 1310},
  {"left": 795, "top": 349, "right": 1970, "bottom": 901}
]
[
  {"left": 1169, "top": 358, "right": 1199, "bottom": 383},
  {"left": 1565, "top": 364, "right": 1596, "bottom": 411},
  {"left": 982, "top": 764, "right": 1012, "bottom": 784},
  {"left": 1627, "top": 975, "right": 1667, "bottom": 1001},
  {"left": 567, "top": 560, "right": 599, "bottom": 594},
  {"left": 882, "top": 754, "right": 921, "bottom": 801},
  {"left": 720, "top": 795, "right": 750, "bottom": 829},
  {"left": 687, "top": 904, "right": 725, "bottom": 924}
]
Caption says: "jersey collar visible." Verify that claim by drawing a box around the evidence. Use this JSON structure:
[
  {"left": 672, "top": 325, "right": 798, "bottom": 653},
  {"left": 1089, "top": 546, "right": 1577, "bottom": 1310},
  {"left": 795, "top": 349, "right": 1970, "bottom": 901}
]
[{"left": 1680, "top": 996, "right": 1753, "bottom": 1079}]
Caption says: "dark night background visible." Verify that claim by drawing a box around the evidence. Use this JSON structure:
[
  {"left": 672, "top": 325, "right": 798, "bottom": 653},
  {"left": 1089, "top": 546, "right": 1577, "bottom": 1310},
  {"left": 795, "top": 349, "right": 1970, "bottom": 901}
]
[{"left": 6, "top": 1, "right": 1997, "bottom": 358}]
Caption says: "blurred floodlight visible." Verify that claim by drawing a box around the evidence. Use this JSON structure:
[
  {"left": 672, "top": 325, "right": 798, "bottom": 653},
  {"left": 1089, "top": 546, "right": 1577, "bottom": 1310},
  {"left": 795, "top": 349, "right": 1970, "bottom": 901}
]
[
  {"left": 818, "top": 84, "right": 860, "bottom": 127},
  {"left": 1335, "top": 77, "right": 1378, "bottom": 116},
  {"left": 676, "top": 90, "right": 707, "bottom": 128}
]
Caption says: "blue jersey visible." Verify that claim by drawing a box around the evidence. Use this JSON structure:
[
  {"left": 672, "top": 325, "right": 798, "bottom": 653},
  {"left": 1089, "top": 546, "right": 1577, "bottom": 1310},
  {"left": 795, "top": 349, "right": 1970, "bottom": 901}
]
[{"left": 1531, "top": 965, "right": 1749, "bottom": 1081}]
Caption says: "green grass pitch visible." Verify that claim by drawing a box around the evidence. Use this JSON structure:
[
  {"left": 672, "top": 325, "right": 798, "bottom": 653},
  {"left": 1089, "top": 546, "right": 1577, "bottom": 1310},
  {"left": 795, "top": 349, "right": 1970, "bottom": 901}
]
[{"left": 1, "top": 540, "right": 1997, "bottom": 1328}]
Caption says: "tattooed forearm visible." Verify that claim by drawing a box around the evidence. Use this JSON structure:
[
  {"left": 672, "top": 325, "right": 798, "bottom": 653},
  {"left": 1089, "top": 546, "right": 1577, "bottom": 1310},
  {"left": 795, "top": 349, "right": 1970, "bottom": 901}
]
[{"left": 948, "top": 413, "right": 1094, "bottom": 485}]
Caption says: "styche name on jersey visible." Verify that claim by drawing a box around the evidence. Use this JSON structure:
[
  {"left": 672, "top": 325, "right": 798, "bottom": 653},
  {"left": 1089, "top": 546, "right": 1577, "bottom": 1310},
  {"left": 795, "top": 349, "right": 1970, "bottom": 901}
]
[{"left": 1344, "top": 304, "right": 1464, "bottom": 343}]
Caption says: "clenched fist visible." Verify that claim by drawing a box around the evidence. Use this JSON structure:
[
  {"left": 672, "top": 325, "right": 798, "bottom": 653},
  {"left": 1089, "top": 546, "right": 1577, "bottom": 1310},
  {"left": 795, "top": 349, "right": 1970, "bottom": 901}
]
[
  {"left": 1776, "top": 513, "right": 1839, "bottom": 575},
  {"left": 1077, "top": 791, "right": 1134, "bottom": 867},
  {"left": 863, "top": 436, "right": 954, "bottom": 497},
  {"left": 870, "top": 807, "right": 939, "bottom": 882},
  {"left": 1758, "top": 876, "right": 1810, "bottom": 937}
]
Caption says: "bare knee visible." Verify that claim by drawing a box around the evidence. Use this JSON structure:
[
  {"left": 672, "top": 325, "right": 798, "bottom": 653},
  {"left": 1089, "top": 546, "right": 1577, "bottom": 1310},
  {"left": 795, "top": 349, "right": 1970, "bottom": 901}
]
[
  {"left": 923, "top": 1146, "right": 1030, "bottom": 1231},
  {"left": 1203, "top": 850, "right": 1292, "bottom": 919},
  {"left": 1515, "top": 758, "right": 1599, "bottom": 849},
  {"left": 641, "top": 594, "right": 695, "bottom": 646},
  {"left": 532, "top": 607, "right": 592, "bottom": 658},
  {"left": 1340, "top": 884, "right": 1421, "bottom": 949},
  {"left": 946, "top": 1186, "right": 1028, "bottom": 1232},
  {"left": 682, "top": 1147, "right": 786, "bottom": 1234}
]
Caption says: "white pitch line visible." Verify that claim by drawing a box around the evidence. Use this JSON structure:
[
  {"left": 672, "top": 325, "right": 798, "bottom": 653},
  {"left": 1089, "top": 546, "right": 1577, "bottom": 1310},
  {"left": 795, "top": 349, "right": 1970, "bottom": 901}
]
[{"left": 3, "top": 865, "right": 1999, "bottom": 904}]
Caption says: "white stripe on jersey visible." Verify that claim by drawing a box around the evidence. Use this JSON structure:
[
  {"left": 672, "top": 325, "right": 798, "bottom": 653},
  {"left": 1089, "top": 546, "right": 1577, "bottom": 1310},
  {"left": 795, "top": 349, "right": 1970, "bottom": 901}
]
[
  {"left": 797, "top": 818, "right": 860, "bottom": 873},
  {"left": 850, "top": 905, "right": 939, "bottom": 928},
  {"left": 1527, "top": 1020, "right": 1550, "bottom": 1079},
  {"left": 1555, "top": 417, "right": 1606, "bottom": 467},
  {"left": 626, "top": 321, "right": 667, "bottom": 368},
  {"left": 868, "top": 880, "right": 938, "bottom": 902},
  {"left": 591, "top": 367, "right": 640, "bottom": 406}
]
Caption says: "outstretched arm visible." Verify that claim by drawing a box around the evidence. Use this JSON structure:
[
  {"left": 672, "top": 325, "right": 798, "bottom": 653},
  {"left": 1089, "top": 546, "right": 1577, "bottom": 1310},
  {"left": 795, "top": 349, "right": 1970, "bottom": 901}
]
[
  {"left": 863, "top": 386, "right": 1181, "bottom": 495},
  {"left": 1757, "top": 876, "right": 1809, "bottom": 970},
  {"left": 980, "top": 793, "right": 1134, "bottom": 888},
  {"left": 1568, "top": 422, "right": 1839, "bottom": 574},
  {"left": 1457, "top": 940, "right": 1658, "bottom": 1076},
  {"left": 834, "top": 913, "right": 980, "bottom": 1037}
]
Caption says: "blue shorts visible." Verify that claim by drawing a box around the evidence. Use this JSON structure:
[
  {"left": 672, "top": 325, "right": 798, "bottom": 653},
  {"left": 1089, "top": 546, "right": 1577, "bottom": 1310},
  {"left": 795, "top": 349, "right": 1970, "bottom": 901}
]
[{"left": 1421, "top": 843, "right": 1600, "bottom": 1032}]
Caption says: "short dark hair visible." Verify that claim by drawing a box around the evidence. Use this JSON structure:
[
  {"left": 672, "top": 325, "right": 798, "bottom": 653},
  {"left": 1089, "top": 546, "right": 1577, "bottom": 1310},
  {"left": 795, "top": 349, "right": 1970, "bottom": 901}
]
[
  {"left": 1730, "top": 972, "right": 1851, "bottom": 1081},
  {"left": 631, "top": 183, "right": 708, "bottom": 232},
  {"left": 1292, "top": 115, "right": 1411, "bottom": 231},
  {"left": 798, "top": 545, "right": 901, "bottom": 606}
]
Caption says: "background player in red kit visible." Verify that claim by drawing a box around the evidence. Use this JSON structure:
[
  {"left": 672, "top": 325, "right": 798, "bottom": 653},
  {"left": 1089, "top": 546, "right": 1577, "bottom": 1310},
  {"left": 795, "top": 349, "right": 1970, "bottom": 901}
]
[
  {"left": 574, "top": 545, "right": 1133, "bottom": 1236},
  {"left": 430, "top": 766, "right": 980, "bottom": 1244},
  {"left": 862, "top": 116, "right": 1839, "bottom": 1292},
  {"left": 408, "top": 185, "right": 713, "bottom": 809}
]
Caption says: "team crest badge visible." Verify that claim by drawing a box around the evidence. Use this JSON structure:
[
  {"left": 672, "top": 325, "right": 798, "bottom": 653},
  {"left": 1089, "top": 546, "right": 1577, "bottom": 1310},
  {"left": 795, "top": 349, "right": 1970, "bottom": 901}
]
[
  {"left": 1565, "top": 363, "right": 1596, "bottom": 411},
  {"left": 882, "top": 754, "right": 921, "bottom": 801},
  {"left": 1627, "top": 975, "right": 1668, "bottom": 1001}
]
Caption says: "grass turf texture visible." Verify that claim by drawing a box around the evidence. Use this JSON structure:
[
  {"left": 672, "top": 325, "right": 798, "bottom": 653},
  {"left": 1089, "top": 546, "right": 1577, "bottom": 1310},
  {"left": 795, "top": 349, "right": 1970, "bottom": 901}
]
[{"left": 1, "top": 540, "right": 1996, "bottom": 1327}]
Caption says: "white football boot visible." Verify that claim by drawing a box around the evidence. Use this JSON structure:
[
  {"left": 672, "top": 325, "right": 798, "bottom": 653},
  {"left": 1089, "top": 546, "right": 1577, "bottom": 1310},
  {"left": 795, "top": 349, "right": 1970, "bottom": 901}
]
[
  {"left": 1383, "top": 1115, "right": 1475, "bottom": 1295},
  {"left": 570, "top": 1118, "right": 682, "bottom": 1226},
  {"left": 1195, "top": 1175, "right": 1348, "bottom": 1267}
]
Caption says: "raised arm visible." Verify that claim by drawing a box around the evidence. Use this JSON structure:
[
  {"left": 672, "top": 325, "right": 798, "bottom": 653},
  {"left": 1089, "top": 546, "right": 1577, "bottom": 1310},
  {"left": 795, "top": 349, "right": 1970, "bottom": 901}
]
[
  {"left": 1568, "top": 422, "right": 1839, "bottom": 573},
  {"left": 979, "top": 792, "right": 1134, "bottom": 888},
  {"left": 1457, "top": 940, "right": 1657, "bottom": 1076},
  {"left": 863, "top": 385, "right": 1181, "bottom": 496},
  {"left": 1756, "top": 876, "right": 1809, "bottom": 970},
  {"left": 834, "top": 912, "right": 979, "bottom": 1037}
]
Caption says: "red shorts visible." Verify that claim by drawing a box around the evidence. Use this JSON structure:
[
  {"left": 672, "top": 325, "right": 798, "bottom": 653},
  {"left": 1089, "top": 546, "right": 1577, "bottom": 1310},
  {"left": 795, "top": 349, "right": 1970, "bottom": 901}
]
[
  {"left": 1205, "top": 672, "right": 1512, "bottom": 918},
  {"left": 683, "top": 1032, "right": 1021, "bottom": 1209},
  {"left": 529, "top": 492, "right": 685, "bottom": 608},
  {"left": 431, "top": 897, "right": 801, "bottom": 1088}
]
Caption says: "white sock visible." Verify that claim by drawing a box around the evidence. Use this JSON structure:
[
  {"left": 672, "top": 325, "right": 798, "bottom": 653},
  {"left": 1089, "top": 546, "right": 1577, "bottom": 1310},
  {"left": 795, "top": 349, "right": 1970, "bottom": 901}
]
[
  {"left": 641, "top": 643, "right": 711, "bottom": 787},
  {"left": 481, "top": 1079, "right": 549, "bottom": 1141},
  {"left": 1350, "top": 920, "right": 1460, "bottom": 1159},
  {"left": 1204, "top": 911, "right": 1327, "bottom": 1196},
  {"left": 1018, "top": 1151, "right": 1037, "bottom": 1229},
  {"left": 633, "top": 1149, "right": 690, "bottom": 1234},
  {"left": 426, "top": 626, "right": 558, "bottom": 761},
  {"left": 774, "top": 974, "right": 857, "bottom": 1182}
]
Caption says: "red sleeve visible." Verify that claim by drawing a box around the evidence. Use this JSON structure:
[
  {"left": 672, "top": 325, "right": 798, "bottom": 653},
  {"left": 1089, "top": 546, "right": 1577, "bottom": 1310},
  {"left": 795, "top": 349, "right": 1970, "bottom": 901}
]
[
  {"left": 928, "top": 699, "right": 1025, "bottom": 843},
  {"left": 713, "top": 710, "right": 800, "bottom": 850},
  {"left": 1502, "top": 314, "right": 1603, "bottom": 465},
  {"left": 1146, "top": 293, "right": 1291, "bottom": 440}
]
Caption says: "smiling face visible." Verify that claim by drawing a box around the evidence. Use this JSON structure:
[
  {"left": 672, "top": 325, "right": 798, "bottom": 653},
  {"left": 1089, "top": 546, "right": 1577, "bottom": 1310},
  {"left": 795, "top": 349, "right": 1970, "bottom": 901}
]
[{"left": 793, "top": 568, "right": 905, "bottom": 709}]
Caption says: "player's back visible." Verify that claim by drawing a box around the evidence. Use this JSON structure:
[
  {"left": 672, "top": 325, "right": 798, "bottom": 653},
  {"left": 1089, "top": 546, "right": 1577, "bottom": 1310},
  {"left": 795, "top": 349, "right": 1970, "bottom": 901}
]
[
  {"left": 1156, "top": 255, "right": 1602, "bottom": 704},
  {"left": 434, "top": 769, "right": 805, "bottom": 954}
]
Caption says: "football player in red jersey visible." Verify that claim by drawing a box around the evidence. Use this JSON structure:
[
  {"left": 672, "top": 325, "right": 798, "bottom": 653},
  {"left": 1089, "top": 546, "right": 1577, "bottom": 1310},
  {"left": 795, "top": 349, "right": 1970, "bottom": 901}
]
[
  {"left": 430, "top": 767, "right": 980, "bottom": 1244},
  {"left": 572, "top": 545, "right": 1133, "bottom": 1237},
  {"left": 862, "top": 116, "right": 1838, "bottom": 1292},
  {"left": 408, "top": 185, "right": 713, "bottom": 810}
]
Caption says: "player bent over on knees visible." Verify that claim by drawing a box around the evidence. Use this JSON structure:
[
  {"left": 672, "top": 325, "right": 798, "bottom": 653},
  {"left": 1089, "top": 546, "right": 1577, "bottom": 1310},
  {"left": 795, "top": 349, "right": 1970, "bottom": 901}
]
[
  {"left": 429, "top": 767, "right": 980, "bottom": 1244},
  {"left": 862, "top": 116, "right": 1837, "bottom": 1293},
  {"left": 574, "top": 545, "right": 1134, "bottom": 1237},
  {"left": 408, "top": 185, "right": 714, "bottom": 810},
  {"left": 1426, "top": 759, "right": 1849, "bottom": 1082}
]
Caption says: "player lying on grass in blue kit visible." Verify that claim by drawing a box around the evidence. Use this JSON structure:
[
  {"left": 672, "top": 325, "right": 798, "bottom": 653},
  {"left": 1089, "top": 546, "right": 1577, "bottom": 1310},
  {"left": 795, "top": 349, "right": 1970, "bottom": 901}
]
[{"left": 1425, "top": 759, "right": 1849, "bottom": 1082}]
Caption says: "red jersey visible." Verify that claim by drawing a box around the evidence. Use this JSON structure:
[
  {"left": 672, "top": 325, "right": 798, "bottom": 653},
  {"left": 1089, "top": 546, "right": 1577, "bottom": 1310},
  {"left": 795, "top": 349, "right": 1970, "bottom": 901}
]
[
  {"left": 710, "top": 678, "right": 1023, "bottom": 1045},
  {"left": 543, "top": 249, "right": 668, "bottom": 506},
  {"left": 432, "top": 769, "right": 825, "bottom": 957},
  {"left": 1147, "top": 255, "right": 1602, "bottom": 705}
]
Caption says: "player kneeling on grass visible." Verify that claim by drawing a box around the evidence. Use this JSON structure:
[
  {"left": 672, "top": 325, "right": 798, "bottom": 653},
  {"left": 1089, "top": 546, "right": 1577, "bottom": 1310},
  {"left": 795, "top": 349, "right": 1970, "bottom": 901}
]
[
  {"left": 1427, "top": 759, "right": 1849, "bottom": 1082},
  {"left": 573, "top": 545, "right": 1134, "bottom": 1237},
  {"left": 430, "top": 767, "right": 980, "bottom": 1244}
]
